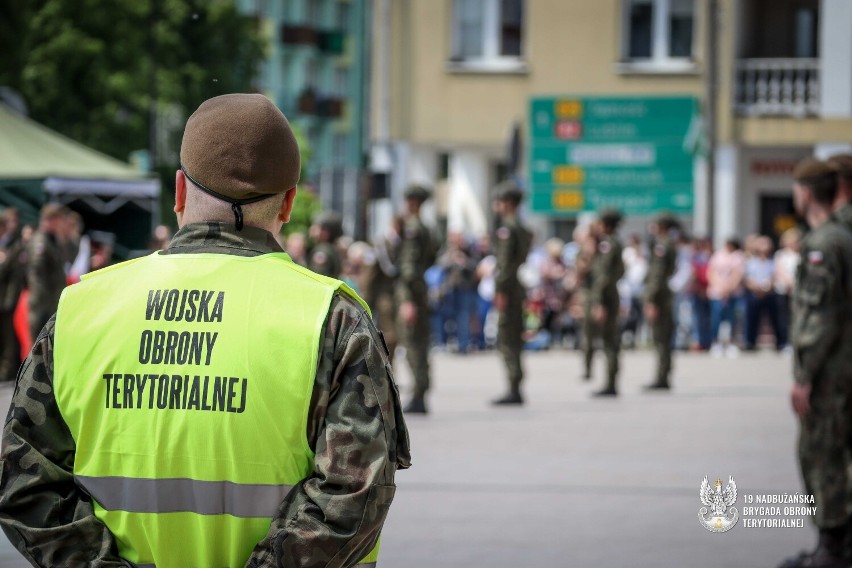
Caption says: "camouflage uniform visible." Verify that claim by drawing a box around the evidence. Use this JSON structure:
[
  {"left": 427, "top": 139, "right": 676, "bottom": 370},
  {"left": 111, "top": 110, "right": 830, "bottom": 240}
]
[
  {"left": 395, "top": 214, "right": 435, "bottom": 406},
  {"left": 364, "top": 238, "right": 399, "bottom": 359},
  {"left": 644, "top": 232, "right": 677, "bottom": 389},
  {"left": 791, "top": 219, "right": 852, "bottom": 531},
  {"left": 26, "top": 230, "right": 66, "bottom": 341},
  {"left": 588, "top": 234, "right": 625, "bottom": 395},
  {"left": 494, "top": 214, "right": 531, "bottom": 399},
  {"left": 309, "top": 241, "right": 343, "bottom": 279},
  {"left": 0, "top": 223, "right": 411, "bottom": 567}
]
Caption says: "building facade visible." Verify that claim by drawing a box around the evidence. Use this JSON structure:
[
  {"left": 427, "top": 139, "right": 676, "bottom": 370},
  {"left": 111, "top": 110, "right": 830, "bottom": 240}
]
[
  {"left": 237, "top": 0, "right": 371, "bottom": 235},
  {"left": 370, "top": 0, "right": 852, "bottom": 243}
]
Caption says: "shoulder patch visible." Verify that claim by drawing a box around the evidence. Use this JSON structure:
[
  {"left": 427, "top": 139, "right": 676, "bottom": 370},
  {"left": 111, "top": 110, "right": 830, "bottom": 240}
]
[
  {"left": 806, "top": 250, "right": 823, "bottom": 265},
  {"left": 598, "top": 240, "right": 611, "bottom": 254},
  {"left": 497, "top": 227, "right": 511, "bottom": 240}
]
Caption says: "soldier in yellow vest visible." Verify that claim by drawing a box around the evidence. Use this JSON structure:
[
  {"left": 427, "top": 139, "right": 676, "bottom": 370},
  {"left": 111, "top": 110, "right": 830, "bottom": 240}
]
[{"left": 0, "top": 94, "right": 410, "bottom": 568}]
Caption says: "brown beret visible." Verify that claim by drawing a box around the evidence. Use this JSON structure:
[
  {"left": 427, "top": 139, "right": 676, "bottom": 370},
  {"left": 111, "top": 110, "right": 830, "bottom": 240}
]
[
  {"left": 493, "top": 180, "right": 524, "bottom": 204},
  {"left": 180, "top": 94, "right": 300, "bottom": 201},
  {"left": 827, "top": 153, "right": 852, "bottom": 183},
  {"left": 404, "top": 184, "right": 431, "bottom": 203},
  {"left": 793, "top": 158, "right": 834, "bottom": 183}
]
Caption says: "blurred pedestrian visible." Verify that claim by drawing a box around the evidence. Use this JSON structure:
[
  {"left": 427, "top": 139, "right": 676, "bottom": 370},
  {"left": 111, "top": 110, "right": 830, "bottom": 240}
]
[
  {"left": 285, "top": 231, "right": 308, "bottom": 266},
  {"left": 538, "top": 238, "right": 567, "bottom": 348},
  {"left": 743, "top": 235, "right": 782, "bottom": 350},
  {"left": 619, "top": 234, "right": 647, "bottom": 349},
  {"left": 587, "top": 210, "right": 625, "bottom": 397},
  {"left": 0, "top": 211, "right": 26, "bottom": 381},
  {"left": 773, "top": 228, "right": 800, "bottom": 353},
  {"left": 690, "top": 237, "right": 713, "bottom": 351},
  {"left": 0, "top": 93, "right": 408, "bottom": 567},
  {"left": 670, "top": 232, "right": 695, "bottom": 351},
  {"left": 368, "top": 221, "right": 401, "bottom": 359},
  {"left": 308, "top": 211, "right": 343, "bottom": 278},
  {"left": 490, "top": 181, "right": 533, "bottom": 405},
  {"left": 26, "top": 203, "right": 68, "bottom": 341},
  {"left": 779, "top": 158, "right": 852, "bottom": 568},
  {"left": 396, "top": 185, "right": 436, "bottom": 414},
  {"left": 643, "top": 213, "right": 679, "bottom": 391},
  {"left": 437, "top": 231, "right": 477, "bottom": 353},
  {"left": 474, "top": 235, "right": 496, "bottom": 350},
  {"left": 708, "top": 238, "right": 746, "bottom": 356}
]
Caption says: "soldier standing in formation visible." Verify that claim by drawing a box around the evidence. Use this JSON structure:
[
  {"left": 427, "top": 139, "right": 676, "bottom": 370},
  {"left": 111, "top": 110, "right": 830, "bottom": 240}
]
[
  {"left": 491, "top": 182, "right": 532, "bottom": 405},
  {"left": 395, "top": 185, "right": 436, "bottom": 414},
  {"left": 586, "top": 210, "right": 625, "bottom": 397},
  {"left": 26, "top": 203, "right": 68, "bottom": 342},
  {"left": 308, "top": 211, "right": 343, "bottom": 278},
  {"left": 778, "top": 159, "right": 852, "bottom": 568},
  {"left": 643, "top": 213, "right": 679, "bottom": 391}
]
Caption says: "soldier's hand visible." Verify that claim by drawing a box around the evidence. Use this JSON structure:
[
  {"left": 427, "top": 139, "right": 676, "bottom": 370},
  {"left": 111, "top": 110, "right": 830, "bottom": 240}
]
[
  {"left": 790, "top": 383, "right": 811, "bottom": 418},
  {"left": 592, "top": 304, "right": 606, "bottom": 323},
  {"left": 494, "top": 292, "right": 507, "bottom": 313},
  {"left": 400, "top": 301, "right": 417, "bottom": 325},
  {"left": 644, "top": 303, "right": 658, "bottom": 323}
]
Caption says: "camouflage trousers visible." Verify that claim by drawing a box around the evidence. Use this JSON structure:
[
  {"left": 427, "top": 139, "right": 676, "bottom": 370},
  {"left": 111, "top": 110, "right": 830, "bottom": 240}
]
[
  {"left": 399, "top": 299, "right": 431, "bottom": 398},
  {"left": 650, "top": 297, "right": 674, "bottom": 384},
  {"left": 582, "top": 299, "right": 620, "bottom": 390},
  {"left": 798, "top": 389, "right": 850, "bottom": 529},
  {"left": 497, "top": 289, "right": 524, "bottom": 390}
]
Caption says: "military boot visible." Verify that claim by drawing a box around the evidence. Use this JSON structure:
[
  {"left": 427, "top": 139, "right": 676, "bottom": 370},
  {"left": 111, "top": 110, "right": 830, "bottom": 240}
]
[
  {"left": 806, "top": 529, "right": 846, "bottom": 568},
  {"left": 404, "top": 396, "right": 428, "bottom": 414},
  {"left": 643, "top": 378, "right": 671, "bottom": 391},
  {"left": 780, "top": 529, "right": 846, "bottom": 568},
  {"left": 492, "top": 389, "right": 524, "bottom": 405}
]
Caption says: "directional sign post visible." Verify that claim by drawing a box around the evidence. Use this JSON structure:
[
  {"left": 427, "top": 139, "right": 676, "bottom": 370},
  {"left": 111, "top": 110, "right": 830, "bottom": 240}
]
[{"left": 528, "top": 96, "right": 698, "bottom": 216}]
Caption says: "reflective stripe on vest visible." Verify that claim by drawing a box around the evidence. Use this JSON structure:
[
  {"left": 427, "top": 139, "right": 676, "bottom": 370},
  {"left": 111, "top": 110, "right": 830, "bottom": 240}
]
[{"left": 54, "top": 251, "right": 379, "bottom": 567}]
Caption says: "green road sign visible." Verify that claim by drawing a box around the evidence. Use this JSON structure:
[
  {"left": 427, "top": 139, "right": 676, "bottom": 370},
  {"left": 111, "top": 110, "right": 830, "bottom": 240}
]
[{"left": 528, "top": 96, "right": 697, "bottom": 216}]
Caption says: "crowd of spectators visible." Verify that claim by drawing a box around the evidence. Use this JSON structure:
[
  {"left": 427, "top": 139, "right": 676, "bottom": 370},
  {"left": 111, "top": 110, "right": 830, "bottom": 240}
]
[
  {"left": 411, "top": 224, "right": 803, "bottom": 358},
  {"left": 3, "top": 200, "right": 806, "bottom": 383}
]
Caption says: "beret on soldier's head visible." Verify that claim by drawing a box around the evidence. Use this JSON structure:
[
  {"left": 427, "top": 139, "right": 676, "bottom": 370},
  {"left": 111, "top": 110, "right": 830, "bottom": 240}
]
[
  {"left": 599, "top": 208, "right": 623, "bottom": 226},
  {"left": 180, "top": 94, "right": 300, "bottom": 200},
  {"left": 827, "top": 153, "right": 852, "bottom": 183},
  {"left": 403, "top": 184, "right": 431, "bottom": 203},
  {"left": 655, "top": 211, "right": 680, "bottom": 230},
  {"left": 793, "top": 158, "right": 835, "bottom": 185},
  {"left": 493, "top": 180, "right": 524, "bottom": 204}
]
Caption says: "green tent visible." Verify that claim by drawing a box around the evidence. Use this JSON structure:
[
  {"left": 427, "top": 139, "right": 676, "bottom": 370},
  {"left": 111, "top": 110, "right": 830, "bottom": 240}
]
[{"left": 0, "top": 103, "right": 160, "bottom": 256}]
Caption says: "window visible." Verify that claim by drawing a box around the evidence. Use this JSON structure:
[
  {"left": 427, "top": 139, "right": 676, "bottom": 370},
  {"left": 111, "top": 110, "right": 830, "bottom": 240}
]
[
  {"left": 623, "top": 0, "right": 695, "bottom": 67},
  {"left": 450, "top": 0, "right": 525, "bottom": 71}
]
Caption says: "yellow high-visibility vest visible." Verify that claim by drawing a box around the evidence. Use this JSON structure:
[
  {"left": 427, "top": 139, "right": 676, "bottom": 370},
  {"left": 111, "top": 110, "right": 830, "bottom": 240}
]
[{"left": 54, "top": 250, "right": 380, "bottom": 567}]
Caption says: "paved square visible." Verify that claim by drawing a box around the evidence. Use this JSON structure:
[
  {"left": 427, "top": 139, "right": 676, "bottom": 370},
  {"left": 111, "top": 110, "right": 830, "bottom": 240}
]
[{"left": 0, "top": 349, "right": 814, "bottom": 567}]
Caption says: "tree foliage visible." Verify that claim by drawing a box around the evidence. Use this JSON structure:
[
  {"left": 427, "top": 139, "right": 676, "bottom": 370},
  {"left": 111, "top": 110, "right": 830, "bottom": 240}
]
[{"left": 0, "top": 0, "right": 264, "bottom": 164}]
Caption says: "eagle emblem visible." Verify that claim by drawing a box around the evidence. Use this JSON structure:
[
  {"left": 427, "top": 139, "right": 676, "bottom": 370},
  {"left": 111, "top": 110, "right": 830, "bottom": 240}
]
[{"left": 698, "top": 476, "right": 738, "bottom": 532}]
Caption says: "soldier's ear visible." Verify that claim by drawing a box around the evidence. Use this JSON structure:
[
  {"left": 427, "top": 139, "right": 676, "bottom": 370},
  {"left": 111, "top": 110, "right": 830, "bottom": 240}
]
[
  {"left": 174, "top": 170, "right": 187, "bottom": 214},
  {"left": 278, "top": 187, "right": 298, "bottom": 223}
]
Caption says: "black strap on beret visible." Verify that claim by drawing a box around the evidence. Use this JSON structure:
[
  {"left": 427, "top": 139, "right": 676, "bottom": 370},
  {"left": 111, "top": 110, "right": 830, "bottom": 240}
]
[{"left": 180, "top": 165, "right": 277, "bottom": 231}]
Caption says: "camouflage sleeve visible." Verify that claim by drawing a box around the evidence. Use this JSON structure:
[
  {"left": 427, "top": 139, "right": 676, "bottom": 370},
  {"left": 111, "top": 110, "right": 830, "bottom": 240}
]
[
  {"left": 0, "top": 317, "right": 129, "bottom": 567},
  {"left": 589, "top": 240, "right": 620, "bottom": 305},
  {"left": 247, "top": 294, "right": 410, "bottom": 568},
  {"left": 26, "top": 234, "right": 48, "bottom": 307},
  {"left": 494, "top": 227, "right": 518, "bottom": 293},
  {"left": 792, "top": 238, "right": 848, "bottom": 386}
]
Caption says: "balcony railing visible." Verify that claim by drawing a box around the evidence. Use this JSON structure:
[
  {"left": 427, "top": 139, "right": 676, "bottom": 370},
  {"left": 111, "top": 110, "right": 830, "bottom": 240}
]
[{"left": 735, "top": 58, "right": 820, "bottom": 117}]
